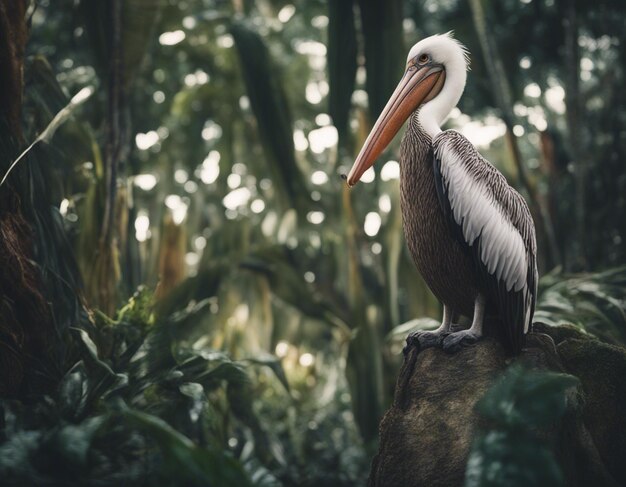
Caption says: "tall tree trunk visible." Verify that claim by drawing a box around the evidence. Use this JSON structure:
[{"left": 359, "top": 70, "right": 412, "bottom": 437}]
[
  {"left": 92, "top": 0, "right": 125, "bottom": 316},
  {"left": 0, "top": 0, "right": 56, "bottom": 397},
  {"left": 328, "top": 0, "right": 358, "bottom": 152},
  {"left": 80, "top": 0, "right": 161, "bottom": 311},
  {"left": 341, "top": 181, "right": 386, "bottom": 445},
  {"left": 563, "top": 0, "right": 585, "bottom": 270},
  {"left": 357, "top": 0, "right": 404, "bottom": 122},
  {"left": 342, "top": 0, "right": 405, "bottom": 444}
]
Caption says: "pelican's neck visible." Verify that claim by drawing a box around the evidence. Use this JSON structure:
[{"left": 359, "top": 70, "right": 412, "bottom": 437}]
[{"left": 417, "top": 67, "right": 467, "bottom": 138}]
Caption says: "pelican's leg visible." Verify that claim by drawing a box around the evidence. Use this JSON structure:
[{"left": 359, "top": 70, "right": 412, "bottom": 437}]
[
  {"left": 405, "top": 304, "right": 454, "bottom": 352},
  {"left": 442, "top": 294, "right": 485, "bottom": 353}
]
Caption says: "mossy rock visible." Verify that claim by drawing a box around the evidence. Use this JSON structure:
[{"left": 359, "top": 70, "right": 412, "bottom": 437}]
[{"left": 369, "top": 324, "right": 626, "bottom": 487}]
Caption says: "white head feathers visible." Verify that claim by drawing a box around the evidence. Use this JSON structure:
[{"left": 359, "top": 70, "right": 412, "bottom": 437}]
[
  {"left": 407, "top": 31, "right": 470, "bottom": 71},
  {"left": 409, "top": 32, "right": 470, "bottom": 138}
]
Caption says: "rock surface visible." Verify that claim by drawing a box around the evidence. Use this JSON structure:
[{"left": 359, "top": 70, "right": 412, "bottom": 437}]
[{"left": 368, "top": 323, "right": 626, "bottom": 487}]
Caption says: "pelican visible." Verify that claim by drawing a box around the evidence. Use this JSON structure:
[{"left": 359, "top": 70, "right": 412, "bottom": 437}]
[{"left": 345, "top": 33, "right": 537, "bottom": 354}]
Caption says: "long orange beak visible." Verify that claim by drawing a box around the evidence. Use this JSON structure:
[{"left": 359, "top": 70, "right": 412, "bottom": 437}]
[{"left": 346, "top": 64, "right": 445, "bottom": 186}]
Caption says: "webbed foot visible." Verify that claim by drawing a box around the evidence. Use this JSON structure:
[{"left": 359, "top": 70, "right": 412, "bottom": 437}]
[{"left": 441, "top": 329, "right": 481, "bottom": 353}]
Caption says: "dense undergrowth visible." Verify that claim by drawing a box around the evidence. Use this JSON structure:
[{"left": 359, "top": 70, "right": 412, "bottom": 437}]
[
  {"left": 1, "top": 267, "right": 625, "bottom": 486},
  {"left": 0, "top": 287, "right": 366, "bottom": 486}
]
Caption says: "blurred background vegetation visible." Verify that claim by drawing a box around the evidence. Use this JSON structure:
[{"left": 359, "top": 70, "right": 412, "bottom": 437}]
[{"left": 0, "top": 0, "right": 625, "bottom": 485}]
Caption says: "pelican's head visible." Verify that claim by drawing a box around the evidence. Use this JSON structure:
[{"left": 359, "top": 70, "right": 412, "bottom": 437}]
[{"left": 346, "top": 32, "right": 469, "bottom": 186}]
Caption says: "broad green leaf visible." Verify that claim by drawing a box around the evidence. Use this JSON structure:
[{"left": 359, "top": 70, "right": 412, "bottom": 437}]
[
  {"left": 465, "top": 366, "right": 578, "bottom": 487},
  {"left": 121, "top": 407, "right": 252, "bottom": 486},
  {"left": 54, "top": 416, "right": 106, "bottom": 465},
  {"left": 230, "top": 21, "right": 310, "bottom": 214}
]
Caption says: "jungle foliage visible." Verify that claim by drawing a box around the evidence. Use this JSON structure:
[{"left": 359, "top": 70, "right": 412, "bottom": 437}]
[{"left": 0, "top": 0, "right": 625, "bottom": 485}]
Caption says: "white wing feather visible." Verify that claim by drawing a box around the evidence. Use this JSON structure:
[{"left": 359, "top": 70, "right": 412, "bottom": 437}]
[
  {"left": 436, "top": 138, "right": 527, "bottom": 292},
  {"left": 433, "top": 130, "right": 537, "bottom": 337}
]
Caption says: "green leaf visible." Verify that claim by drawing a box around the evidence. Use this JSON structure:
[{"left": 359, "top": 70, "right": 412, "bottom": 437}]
[
  {"left": 465, "top": 430, "right": 565, "bottom": 487},
  {"left": 537, "top": 267, "right": 626, "bottom": 345},
  {"left": 0, "top": 431, "right": 43, "bottom": 478},
  {"left": 476, "top": 366, "right": 578, "bottom": 430},
  {"left": 195, "top": 362, "right": 250, "bottom": 389},
  {"left": 244, "top": 353, "right": 291, "bottom": 394},
  {"left": 71, "top": 328, "right": 129, "bottom": 402},
  {"left": 121, "top": 407, "right": 252, "bottom": 486},
  {"left": 117, "top": 285, "right": 155, "bottom": 326},
  {"left": 230, "top": 21, "right": 310, "bottom": 213},
  {"left": 53, "top": 416, "right": 106, "bottom": 466},
  {"left": 465, "top": 366, "right": 579, "bottom": 487},
  {"left": 58, "top": 362, "right": 89, "bottom": 419}
]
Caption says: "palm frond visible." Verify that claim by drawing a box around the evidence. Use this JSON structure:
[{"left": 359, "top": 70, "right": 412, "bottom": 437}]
[{"left": 535, "top": 266, "right": 626, "bottom": 346}]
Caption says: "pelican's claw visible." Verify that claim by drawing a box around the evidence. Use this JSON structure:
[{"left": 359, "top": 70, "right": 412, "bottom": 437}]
[
  {"left": 405, "top": 330, "right": 447, "bottom": 354},
  {"left": 441, "top": 330, "right": 480, "bottom": 353}
]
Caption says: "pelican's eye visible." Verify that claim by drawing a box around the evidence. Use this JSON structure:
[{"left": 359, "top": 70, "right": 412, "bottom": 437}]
[{"left": 418, "top": 53, "right": 430, "bottom": 64}]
